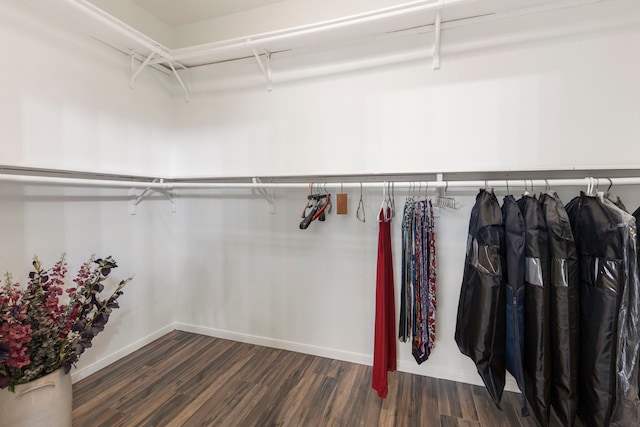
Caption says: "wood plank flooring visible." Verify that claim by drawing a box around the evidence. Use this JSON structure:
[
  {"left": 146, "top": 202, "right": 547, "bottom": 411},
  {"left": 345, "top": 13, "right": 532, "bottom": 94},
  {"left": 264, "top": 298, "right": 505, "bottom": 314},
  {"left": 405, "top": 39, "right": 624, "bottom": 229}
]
[{"left": 73, "top": 331, "right": 543, "bottom": 426}]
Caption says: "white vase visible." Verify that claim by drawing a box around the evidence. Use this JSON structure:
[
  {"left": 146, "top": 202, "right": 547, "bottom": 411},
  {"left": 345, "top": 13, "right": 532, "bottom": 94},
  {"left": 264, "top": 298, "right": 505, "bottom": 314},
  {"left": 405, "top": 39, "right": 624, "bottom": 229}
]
[{"left": 0, "top": 369, "right": 72, "bottom": 427}]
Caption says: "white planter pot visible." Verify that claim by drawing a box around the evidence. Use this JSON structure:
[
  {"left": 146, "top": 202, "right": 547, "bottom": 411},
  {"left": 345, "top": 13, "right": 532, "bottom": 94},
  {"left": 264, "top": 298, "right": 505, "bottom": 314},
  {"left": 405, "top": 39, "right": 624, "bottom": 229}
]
[{"left": 0, "top": 369, "right": 72, "bottom": 427}]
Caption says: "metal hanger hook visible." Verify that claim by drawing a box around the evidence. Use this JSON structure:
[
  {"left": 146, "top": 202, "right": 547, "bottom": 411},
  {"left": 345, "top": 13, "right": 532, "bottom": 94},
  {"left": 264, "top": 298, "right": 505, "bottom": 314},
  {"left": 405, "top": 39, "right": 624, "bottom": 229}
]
[
  {"left": 357, "top": 182, "right": 366, "bottom": 223},
  {"left": 587, "top": 177, "right": 593, "bottom": 195},
  {"left": 607, "top": 177, "right": 613, "bottom": 193}
]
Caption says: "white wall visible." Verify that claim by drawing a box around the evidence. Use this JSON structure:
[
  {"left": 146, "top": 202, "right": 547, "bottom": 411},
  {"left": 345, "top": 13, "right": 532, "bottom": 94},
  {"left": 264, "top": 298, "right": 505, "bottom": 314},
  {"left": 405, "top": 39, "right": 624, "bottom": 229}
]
[
  {"left": 0, "top": 1, "right": 176, "bottom": 382},
  {"left": 1, "top": 1, "right": 175, "bottom": 177},
  {"left": 3, "top": 0, "right": 640, "bottom": 395},
  {"left": 171, "top": 0, "right": 640, "bottom": 389},
  {"left": 172, "top": 0, "right": 640, "bottom": 177}
]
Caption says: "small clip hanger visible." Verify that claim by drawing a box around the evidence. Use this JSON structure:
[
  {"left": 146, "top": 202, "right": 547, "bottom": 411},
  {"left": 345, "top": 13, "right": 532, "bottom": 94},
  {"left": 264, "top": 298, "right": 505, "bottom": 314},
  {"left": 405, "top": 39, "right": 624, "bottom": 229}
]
[{"left": 356, "top": 182, "right": 366, "bottom": 222}]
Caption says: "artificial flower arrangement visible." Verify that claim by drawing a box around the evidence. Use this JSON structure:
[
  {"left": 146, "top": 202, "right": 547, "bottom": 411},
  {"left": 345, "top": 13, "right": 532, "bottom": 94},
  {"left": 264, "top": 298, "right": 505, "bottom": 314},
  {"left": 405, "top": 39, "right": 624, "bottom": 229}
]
[{"left": 0, "top": 254, "right": 132, "bottom": 391}]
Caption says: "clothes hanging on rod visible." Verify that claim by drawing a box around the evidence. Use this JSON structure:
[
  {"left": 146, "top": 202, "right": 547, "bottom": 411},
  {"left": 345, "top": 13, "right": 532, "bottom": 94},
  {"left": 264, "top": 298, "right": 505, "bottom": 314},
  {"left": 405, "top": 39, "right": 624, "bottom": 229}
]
[
  {"left": 398, "top": 197, "right": 437, "bottom": 364},
  {"left": 502, "top": 195, "right": 528, "bottom": 417},
  {"left": 457, "top": 187, "right": 640, "bottom": 427},
  {"left": 372, "top": 204, "right": 396, "bottom": 398},
  {"left": 600, "top": 197, "right": 640, "bottom": 427},
  {"left": 566, "top": 193, "right": 623, "bottom": 427},
  {"left": 519, "top": 194, "right": 552, "bottom": 426},
  {"left": 539, "top": 191, "right": 579, "bottom": 427},
  {"left": 455, "top": 188, "right": 506, "bottom": 408}
]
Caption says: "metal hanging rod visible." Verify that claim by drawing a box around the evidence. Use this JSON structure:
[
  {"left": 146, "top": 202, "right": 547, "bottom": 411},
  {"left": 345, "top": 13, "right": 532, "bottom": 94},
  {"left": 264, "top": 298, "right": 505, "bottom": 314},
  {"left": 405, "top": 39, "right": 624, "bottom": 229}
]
[{"left": 1, "top": 172, "right": 640, "bottom": 191}]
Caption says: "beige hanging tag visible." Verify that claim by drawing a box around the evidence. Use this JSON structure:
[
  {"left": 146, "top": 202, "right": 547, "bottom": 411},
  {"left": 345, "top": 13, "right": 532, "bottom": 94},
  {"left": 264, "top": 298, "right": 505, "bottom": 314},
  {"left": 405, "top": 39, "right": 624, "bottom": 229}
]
[
  {"left": 336, "top": 183, "right": 348, "bottom": 215},
  {"left": 336, "top": 194, "right": 348, "bottom": 214}
]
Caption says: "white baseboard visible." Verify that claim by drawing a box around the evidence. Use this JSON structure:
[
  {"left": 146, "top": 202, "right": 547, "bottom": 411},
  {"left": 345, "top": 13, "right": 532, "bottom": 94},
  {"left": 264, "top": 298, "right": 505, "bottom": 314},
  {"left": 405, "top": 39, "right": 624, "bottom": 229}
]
[
  {"left": 174, "top": 322, "right": 373, "bottom": 366},
  {"left": 174, "top": 322, "right": 519, "bottom": 392},
  {"left": 70, "top": 323, "right": 175, "bottom": 384},
  {"left": 72, "top": 322, "right": 519, "bottom": 394},
  {"left": 396, "top": 360, "right": 520, "bottom": 393}
]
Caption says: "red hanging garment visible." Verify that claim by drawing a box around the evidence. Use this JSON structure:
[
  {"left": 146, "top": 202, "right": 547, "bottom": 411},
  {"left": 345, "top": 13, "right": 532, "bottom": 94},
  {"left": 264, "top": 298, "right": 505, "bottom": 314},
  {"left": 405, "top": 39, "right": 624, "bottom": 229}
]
[{"left": 372, "top": 207, "right": 397, "bottom": 398}]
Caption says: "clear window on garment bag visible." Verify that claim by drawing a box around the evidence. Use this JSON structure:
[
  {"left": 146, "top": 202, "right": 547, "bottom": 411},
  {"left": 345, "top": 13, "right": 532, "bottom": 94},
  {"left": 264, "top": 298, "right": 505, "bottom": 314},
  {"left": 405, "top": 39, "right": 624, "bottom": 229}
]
[{"left": 466, "top": 235, "right": 501, "bottom": 276}]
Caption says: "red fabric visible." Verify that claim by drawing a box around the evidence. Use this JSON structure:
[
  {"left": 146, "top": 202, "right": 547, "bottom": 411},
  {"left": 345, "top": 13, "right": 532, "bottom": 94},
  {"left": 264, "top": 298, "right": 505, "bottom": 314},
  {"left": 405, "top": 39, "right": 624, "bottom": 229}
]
[{"left": 372, "top": 208, "right": 397, "bottom": 398}]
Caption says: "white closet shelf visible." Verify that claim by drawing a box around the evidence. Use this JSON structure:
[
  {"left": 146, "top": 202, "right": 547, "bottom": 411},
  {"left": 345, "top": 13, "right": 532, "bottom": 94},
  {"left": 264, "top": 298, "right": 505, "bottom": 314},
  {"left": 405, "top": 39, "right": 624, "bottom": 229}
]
[
  {"left": 2, "top": 165, "right": 640, "bottom": 190},
  {"left": 25, "top": 0, "right": 613, "bottom": 94}
]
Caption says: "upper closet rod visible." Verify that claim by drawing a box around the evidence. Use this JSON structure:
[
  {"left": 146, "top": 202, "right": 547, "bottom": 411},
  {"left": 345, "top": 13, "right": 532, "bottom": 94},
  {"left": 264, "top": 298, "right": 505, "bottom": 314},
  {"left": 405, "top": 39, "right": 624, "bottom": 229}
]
[{"left": 0, "top": 174, "right": 638, "bottom": 190}]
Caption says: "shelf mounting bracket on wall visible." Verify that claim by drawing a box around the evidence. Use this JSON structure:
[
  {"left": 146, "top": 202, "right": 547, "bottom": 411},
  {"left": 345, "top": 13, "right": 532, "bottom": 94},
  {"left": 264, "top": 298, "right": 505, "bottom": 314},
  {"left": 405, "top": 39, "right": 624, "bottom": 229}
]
[
  {"left": 252, "top": 177, "right": 275, "bottom": 213},
  {"left": 168, "top": 62, "right": 191, "bottom": 102},
  {"left": 249, "top": 42, "right": 274, "bottom": 92},
  {"left": 129, "top": 50, "right": 157, "bottom": 89},
  {"left": 432, "top": 0, "right": 443, "bottom": 70},
  {"left": 129, "top": 179, "right": 176, "bottom": 215}
]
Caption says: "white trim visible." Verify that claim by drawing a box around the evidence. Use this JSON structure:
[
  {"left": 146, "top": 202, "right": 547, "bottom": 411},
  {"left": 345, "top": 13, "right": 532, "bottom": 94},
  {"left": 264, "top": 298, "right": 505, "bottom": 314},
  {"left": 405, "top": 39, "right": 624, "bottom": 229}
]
[
  {"left": 70, "top": 323, "right": 519, "bottom": 392},
  {"left": 396, "top": 360, "right": 520, "bottom": 392},
  {"left": 174, "top": 323, "right": 519, "bottom": 392},
  {"left": 70, "top": 323, "right": 175, "bottom": 384},
  {"left": 174, "top": 323, "right": 373, "bottom": 367}
]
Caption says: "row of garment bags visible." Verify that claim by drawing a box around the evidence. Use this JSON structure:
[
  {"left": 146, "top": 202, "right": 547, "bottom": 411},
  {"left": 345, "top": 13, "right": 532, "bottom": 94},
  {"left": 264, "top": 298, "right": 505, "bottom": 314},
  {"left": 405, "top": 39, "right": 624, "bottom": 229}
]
[{"left": 455, "top": 182, "right": 640, "bottom": 427}]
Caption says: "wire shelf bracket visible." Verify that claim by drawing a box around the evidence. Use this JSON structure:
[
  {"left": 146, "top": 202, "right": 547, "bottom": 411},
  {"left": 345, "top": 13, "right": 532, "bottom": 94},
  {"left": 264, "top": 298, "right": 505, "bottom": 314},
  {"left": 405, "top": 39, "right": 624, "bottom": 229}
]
[
  {"left": 253, "top": 177, "right": 276, "bottom": 213},
  {"left": 250, "top": 44, "right": 274, "bottom": 92},
  {"left": 129, "top": 179, "right": 176, "bottom": 215}
]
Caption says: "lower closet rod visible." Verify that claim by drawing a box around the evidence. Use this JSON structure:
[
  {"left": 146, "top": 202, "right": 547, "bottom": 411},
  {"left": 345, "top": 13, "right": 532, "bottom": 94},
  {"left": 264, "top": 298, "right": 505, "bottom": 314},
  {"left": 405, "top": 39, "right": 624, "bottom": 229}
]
[{"left": 0, "top": 174, "right": 636, "bottom": 190}]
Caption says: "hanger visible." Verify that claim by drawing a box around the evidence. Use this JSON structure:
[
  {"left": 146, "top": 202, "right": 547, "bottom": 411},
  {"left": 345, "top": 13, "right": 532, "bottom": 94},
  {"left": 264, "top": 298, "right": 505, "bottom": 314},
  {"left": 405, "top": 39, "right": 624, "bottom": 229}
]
[
  {"left": 379, "top": 182, "right": 392, "bottom": 222},
  {"left": 390, "top": 182, "right": 396, "bottom": 218},
  {"left": 301, "top": 182, "right": 313, "bottom": 218},
  {"left": 484, "top": 179, "right": 494, "bottom": 194},
  {"left": 606, "top": 177, "right": 613, "bottom": 193},
  {"left": 299, "top": 183, "right": 331, "bottom": 229},
  {"left": 356, "top": 182, "right": 366, "bottom": 222},
  {"left": 506, "top": 177, "right": 511, "bottom": 196},
  {"left": 586, "top": 177, "right": 595, "bottom": 196},
  {"left": 323, "top": 182, "right": 332, "bottom": 214},
  {"left": 523, "top": 179, "right": 531, "bottom": 196},
  {"left": 435, "top": 181, "right": 460, "bottom": 210},
  {"left": 595, "top": 178, "right": 605, "bottom": 202}
]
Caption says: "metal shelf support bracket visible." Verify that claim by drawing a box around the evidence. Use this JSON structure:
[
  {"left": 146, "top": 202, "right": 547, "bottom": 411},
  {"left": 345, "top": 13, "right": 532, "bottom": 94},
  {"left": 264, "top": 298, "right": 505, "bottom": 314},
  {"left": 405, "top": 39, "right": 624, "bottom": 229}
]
[
  {"left": 249, "top": 43, "right": 274, "bottom": 92},
  {"left": 169, "top": 62, "right": 191, "bottom": 102},
  {"left": 129, "top": 179, "right": 176, "bottom": 215},
  {"left": 433, "top": 1, "right": 443, "bottom": 70},
  {"left": 129, "top": 51, "right": 157, "bottom": 89},
  {"left": 253, "top": 177, "right": 275, "bottom": 213}
]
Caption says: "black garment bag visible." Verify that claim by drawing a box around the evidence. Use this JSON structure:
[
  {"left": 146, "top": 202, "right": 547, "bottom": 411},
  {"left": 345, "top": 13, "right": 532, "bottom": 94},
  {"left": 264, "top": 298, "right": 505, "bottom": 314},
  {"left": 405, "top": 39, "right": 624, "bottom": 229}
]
[
  {"left": 519, "top": 195, "right": 552, "bottom": 426},
  {"left": 567, "top": 194, "right": 623, "bottom": 427},
  {"left": 540, "top": 192, "right": 579, "bottom": 427},
  {"left": 608, "top": 199, "right": 640, "bottom": 427},
  {"left": 632, "top": 208, "right": 640, "bottom": 404},
  {"left": 455, "top": 189, "right": 506, "bottom": 408},
  {"left": 501, "top": 195, "right": 528, "bottom": 416}
]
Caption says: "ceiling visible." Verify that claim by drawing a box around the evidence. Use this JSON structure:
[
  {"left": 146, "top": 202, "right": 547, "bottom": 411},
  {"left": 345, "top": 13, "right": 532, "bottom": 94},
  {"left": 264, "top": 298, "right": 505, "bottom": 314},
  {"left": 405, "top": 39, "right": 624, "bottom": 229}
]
[{"left": 132, "top": 0, "right": 286, "bottom": 27}]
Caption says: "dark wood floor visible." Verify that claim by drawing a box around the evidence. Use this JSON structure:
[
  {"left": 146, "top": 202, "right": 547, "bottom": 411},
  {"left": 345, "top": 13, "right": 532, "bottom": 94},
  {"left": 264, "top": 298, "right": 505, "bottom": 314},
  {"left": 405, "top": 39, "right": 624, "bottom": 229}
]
[{"left": 73, "top": 331, "right": 541, "bottom": 427}]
